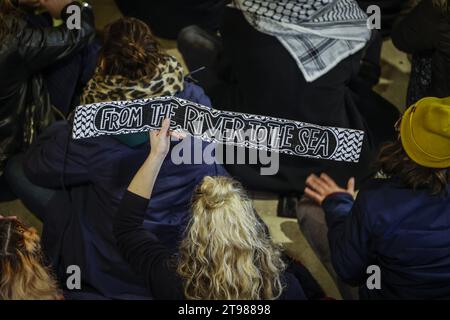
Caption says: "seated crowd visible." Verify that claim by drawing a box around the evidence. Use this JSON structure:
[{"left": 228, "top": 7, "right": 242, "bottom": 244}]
[{"left": 0, "top": 0, "right": 449, "bottom": 300}]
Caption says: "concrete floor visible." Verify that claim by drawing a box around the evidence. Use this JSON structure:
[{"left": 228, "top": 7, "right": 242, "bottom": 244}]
[{"left": 0, "top": 0, "right": 411, "bottom": 299}]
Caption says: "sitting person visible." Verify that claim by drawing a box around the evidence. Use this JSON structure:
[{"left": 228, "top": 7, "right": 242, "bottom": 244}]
[
  {"left": 392, "top": 0, "right": 450, "bottom": 105},
  {"left": 0, "top": 215, "right": 62, "bottom": 300},
  {"left": 113, "top": 119, "right": 306, "bottom": 300},
  {"left": 5, "top": 17, "right": 227, "bottom": 299},
  {"left": 0, "top": 0, "right": 95, "bottom": 200},
  {"left": 178, "top": 0, "right": 400, "bottom": 196},
  {"left": 304, "top": 97, "right": 450, "bottom": 299}
]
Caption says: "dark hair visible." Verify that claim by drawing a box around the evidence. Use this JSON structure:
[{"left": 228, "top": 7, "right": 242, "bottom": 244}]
[
  {"left": 377, "top": 139, "right": 450, "bottom": 196},
  {"left": 0, "top": 0, "right": 14, "bottom": 41},
  {"left": 99, "top": 17, "right": 165, "bottom": 80}
]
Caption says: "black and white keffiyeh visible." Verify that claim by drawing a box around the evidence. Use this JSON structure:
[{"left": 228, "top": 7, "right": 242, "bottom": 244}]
[{"left": 233, "top": 0, "right": 371, "bottom": 82}]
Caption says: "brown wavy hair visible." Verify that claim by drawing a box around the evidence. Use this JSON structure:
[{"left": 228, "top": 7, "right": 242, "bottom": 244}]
[
  {"left": 0, "top": 0, "right": 16, "bottom": 41},
  {"left": 177, "top": 176, "right": 285, "bottom": 300},
  {"left": 0, "top": 218, "right": 61, "bottom": 300},
  {"left": 377, "top": 138, "right": 450, "bottom": 196},
  {"left": 99, "top": 17, "right": 166, "bottom": 80}
]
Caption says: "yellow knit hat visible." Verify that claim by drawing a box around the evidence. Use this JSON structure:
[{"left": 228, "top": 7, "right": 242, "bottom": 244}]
[{"left": 400, "top": 97, "right": 450, "bottom": 169}]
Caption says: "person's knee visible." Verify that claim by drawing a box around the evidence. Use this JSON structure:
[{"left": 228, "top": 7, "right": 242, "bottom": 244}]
[
  {"left": 4, "top": 154, "right": 26, "bottom": 189},
  {"left": 178, "top": 25, "right": 220, "bottom": 52},
  {"left": 178, "top": 25, "right": 206, "bottom": 44}
]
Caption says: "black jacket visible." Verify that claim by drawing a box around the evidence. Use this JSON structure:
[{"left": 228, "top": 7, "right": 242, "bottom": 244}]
[
  {"left": 392, "top": 0, "right": 450, "bottom": 99},
  {"left": 0, "top": 2, "right": 95, "bottom": 174}
]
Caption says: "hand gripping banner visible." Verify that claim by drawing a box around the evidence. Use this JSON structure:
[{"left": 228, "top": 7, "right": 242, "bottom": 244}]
[{"left": 72, "top": 96, "right": 365, "bottom": 163}]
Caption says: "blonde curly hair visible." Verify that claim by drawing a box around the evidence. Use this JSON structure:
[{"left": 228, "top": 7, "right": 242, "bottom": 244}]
[{"left": 177, "top": 176, "right": 286, "bottom": 300}]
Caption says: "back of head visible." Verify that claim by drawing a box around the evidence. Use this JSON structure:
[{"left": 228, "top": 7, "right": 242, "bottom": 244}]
[
  {"left": 0, "top": 219, "right": 60, "bottom": 300},
  {"left": 100, "top": 17, "right": 165, "bottom": 80},
  {"left": 378, "top": 97, "right": 450, "bottom": 196},
  {"left": 177, "top": 176, "right": 285, "bottom": 300}
]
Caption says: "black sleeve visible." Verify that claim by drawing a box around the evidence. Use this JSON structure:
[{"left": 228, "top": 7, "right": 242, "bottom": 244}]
[
  {"left": 113, "top": 191, "right": 184, "bottom": 300},
  {"left": 391, "top": 0, "right": 441, "bottom": 53},
  {"left": 17, "top": 2, "right": 95, "bottom": 73}
]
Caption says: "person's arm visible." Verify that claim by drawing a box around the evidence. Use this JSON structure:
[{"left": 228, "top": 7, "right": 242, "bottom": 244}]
[
  {"left": 321, "top": 193, "right": 372, "bottom": 286},
  {"left": 114, "top": 190, "right": 184, "bottom": 299},
  {"left": 305, "top": 174, "right": 373, "bottom": 286},
  {"left": 391, "top": 0, "right": 441, "bottom": 53},
  {"left": 17, "top": 1, "right": 95, "bottom": 73},
  {"left": 113, "top": 119, "right": 185, "bottom": 299}
]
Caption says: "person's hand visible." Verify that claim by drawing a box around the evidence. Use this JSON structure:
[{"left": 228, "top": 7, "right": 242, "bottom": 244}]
[
  {"left": 305, "top": 173, "right": 356, "bottom": 205},
  {"left": 149, "top": 119, "right": 185, "bottom": 161},
  {"left": 39, "top": 0, "right": 73, "bottom": 19},
  {"left": 18, "top": 0, "right": 41, "bottom": 8}
]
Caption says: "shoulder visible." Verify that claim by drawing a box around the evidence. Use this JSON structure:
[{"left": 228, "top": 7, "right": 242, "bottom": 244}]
[
  {"left": 358, "top": 177, "right": 405, "bottom": 199},
  {"left": 352, "top": 178, "right": 414, "bottom": 228},
  {"left": 353, "top": 178, "right": 405, "bottom": 209},
  {"left": 176, "top": 81, "right": 211, "bottom": 107}
]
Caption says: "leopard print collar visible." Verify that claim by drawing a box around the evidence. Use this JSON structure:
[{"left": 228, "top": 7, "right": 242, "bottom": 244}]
[{"left": 81, "top": 55, "right": 184, "bottom": 105}]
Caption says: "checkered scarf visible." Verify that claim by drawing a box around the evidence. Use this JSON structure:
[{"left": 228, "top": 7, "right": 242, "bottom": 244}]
[{"left": 233, "top": 0, "right": 371, "bottom": 82}]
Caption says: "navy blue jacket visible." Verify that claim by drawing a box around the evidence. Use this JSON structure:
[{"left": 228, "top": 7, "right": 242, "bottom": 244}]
[
  {"left": 23, "top": 82, "right": 228, "bottom": 299},
  {"left": 323, "top": 179, "right": 450, "bottom": 299}
]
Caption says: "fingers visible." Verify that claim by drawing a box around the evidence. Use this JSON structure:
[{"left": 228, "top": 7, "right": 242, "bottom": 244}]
[
  {"left": 306, "top": 174, "right": 328, "bottom": 194},
  {"left": 149, "top": 118, "right": 171, "bottom": 137},
  {"left": 170, "top": 132, "right": 182, "bottom": 140},
  {"left": 170, "top": 130, "right": 187, "bottom": 140},
  {"left": 305, "top": 173, "right": 351, "bottom": 204},
  {"left": 160, "top": 118, "right": 170, "bottom": 136},
  {"left": 347, "top": 177, "right": 355, "bottom": 193},
  {"left": 320, "top": 173, "right": 337, "bottom": 188},
  {"left": 304, "top": 187, "right": 324, "bottom": 205}
]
